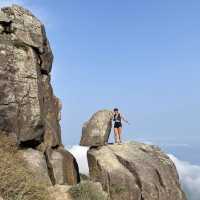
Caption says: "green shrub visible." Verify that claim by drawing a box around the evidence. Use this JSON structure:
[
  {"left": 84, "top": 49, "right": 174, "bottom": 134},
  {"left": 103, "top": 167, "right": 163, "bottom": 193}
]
[{"left": 0, "top": 135, "right": 51, "bottom": 200}]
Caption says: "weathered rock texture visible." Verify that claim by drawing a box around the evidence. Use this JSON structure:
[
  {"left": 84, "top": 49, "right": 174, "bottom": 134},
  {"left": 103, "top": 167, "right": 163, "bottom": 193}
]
[
  {"left": 20, "top": 148, "right": 52, "bottom": 185},
  {"left": 0, "top": 4, "right": 58, "bottom": 146},
  {"left": 0, "top": 5, "right": 79, "bottom": 187},
  {"left": 87, "top": 141, "right": 187, "bottom": 200},
  {"left": 80, "top": 110, "right": 113, "bottom": 146},
  {"left": 46, "top": 147, "right": 80, "bottom": 185}
]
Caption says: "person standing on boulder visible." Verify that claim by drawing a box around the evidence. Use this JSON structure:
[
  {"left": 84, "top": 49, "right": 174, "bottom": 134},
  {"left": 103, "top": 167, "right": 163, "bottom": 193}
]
[{"left": 113, "top": 108, "right": 129, "bottom": 144}]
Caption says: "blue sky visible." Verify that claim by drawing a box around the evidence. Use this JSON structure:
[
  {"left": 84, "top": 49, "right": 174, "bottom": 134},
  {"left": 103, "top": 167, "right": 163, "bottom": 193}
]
[
  {"left": 1, "top": 0, "right": 200, "bottom": 155},
  {"left": 48, "top": 1, "right": 200, "bottom": 146}
]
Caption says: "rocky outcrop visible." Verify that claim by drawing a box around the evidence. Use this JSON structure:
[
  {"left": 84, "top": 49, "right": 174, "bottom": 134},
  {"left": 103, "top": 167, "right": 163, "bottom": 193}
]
[
  {"left": 80, "top": 110, "right": 113, "bottom": 146},
  {"left": 0, "top": 4, "right": 59, "bottom": 147},
  {"left": 20, "top": 148, "right": 52, "bottom": 185},
  {"left": 46, "top": 147, "right": 80, "bottom": 185},
  {"left": 87, "top": 141, "right": 187, "bottom": 200},
  {"left": 0, "top": 4, "right": 80, "bottom": 187}
]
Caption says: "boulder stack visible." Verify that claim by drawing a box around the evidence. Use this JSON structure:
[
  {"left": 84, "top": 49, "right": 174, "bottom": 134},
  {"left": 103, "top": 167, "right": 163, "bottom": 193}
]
[{"left": 79, "top": 109, "right": 187, "bottom": 199}]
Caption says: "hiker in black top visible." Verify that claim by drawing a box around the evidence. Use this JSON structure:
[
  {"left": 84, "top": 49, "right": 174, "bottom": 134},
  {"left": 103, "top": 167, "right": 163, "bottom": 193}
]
[{"left": 113, "top": 108, "right": 129, "bottom": 144}]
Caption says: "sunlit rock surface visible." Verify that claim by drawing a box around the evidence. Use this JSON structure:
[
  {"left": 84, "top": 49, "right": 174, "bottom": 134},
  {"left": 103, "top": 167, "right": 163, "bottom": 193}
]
[
  {"left": 80, "top": 110, "right": 113, "bottom": 146},
  {"left": 0, "top": 5, "right": 80, "bottom": 187},
  {"left": 88, "top": 141, "right": 187, "bottom": 200}
]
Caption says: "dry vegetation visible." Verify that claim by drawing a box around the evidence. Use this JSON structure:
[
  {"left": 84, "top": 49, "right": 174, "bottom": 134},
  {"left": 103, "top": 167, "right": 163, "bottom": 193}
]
[
  {"left": 69, "top": 181, "right": 108, "bottom": 200},
  {"left": 0, "top": 134, "right": 51, "bottom": 200}
]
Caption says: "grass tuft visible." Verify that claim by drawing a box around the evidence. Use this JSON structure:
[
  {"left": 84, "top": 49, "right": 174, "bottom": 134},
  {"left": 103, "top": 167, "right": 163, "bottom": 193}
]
[{"left": 69, "top": 181, "right": 108, "bottom": 200}]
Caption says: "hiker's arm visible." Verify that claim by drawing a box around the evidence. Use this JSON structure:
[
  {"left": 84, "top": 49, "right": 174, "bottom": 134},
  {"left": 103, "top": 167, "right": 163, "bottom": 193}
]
[{"left": 121, "top": 113, "right": 129, "bottom": 124}]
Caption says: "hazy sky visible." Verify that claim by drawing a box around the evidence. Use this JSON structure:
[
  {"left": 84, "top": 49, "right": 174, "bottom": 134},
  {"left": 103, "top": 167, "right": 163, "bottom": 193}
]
[{"left": 1, "top": 0, "right": 200, "bottom": 147}]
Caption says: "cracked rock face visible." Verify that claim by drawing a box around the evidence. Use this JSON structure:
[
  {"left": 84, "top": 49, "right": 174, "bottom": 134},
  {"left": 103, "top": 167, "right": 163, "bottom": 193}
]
[
  {"left": 87, "top": 141, "right": 187, "bottom": 200},
  {"left": 19, "top": 148, "right": 52, "bottom": 186},
  {"left": 80, "top": 110, "right": 113, "bottom": 146},
  {"left": 0, "top": 5, "right": 58, "bottom": 146},
  {"left": 46, "top": 147, "right": 80, "bottom": 185},
  {"left": 0, "top": 5, "right": 80, "bottom": 187}
]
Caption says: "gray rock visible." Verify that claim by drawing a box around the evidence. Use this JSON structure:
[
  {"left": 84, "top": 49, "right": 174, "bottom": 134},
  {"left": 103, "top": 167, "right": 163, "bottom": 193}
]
[
  {"left": 0, "top": 5, "right": 60, "bottom": 147},
  {"left": 80, "top": 110, "right": 113, "bottom": 146},
  {"left": 0, "top": 11, "right": 11, "bottom": 23},
  {"left": 87, "top": 141, "right": 187, "bottom": 200},
  {"left": 42, "top": 77, "right": 62, "bottom": 148},
  {"left": 19, "top": 148, "right": 52, "bottom": 185},
  {"left": 0, "top": 5, "right": 80, "bottom": 188},
  {"left": 46, "top": 147, "right": 80, "bottom": 185},
  {"left": 1, "top": 5, "right": 53, "bottom": 72}
]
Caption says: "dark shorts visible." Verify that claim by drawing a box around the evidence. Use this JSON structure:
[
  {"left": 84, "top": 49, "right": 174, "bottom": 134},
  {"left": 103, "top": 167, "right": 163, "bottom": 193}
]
[{"left": 114, "top": 122, "right": 122, "bottom": 128}]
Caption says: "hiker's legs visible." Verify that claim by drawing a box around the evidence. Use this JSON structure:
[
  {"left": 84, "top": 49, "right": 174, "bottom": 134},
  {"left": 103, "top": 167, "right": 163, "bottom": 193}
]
[
  {"left": 114, "top": 128, "right": 119, "bottom": 143},
  {"left": 118, "top": 127, "right": 122, "bottom": 143}
]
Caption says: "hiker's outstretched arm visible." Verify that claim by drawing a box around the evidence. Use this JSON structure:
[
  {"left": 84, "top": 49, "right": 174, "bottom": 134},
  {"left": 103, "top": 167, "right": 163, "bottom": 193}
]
[{"left": 121, "top": 113, "right": 129, "bottom": 124}]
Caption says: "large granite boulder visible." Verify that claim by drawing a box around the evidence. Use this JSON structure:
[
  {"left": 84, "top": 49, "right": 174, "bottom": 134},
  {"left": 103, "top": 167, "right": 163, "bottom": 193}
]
[
  {"left": 19, "top": 148, "right": 52, "bottom": 185},
  {"left": 0, "top": 4, "right": 59, "bottom": 147},
  {"left": 0, "top": 4, "right": 80, "bottom": 188},
  {"left": 46, "top": 147, "right": 80, "bottom": 185},
  {"left": 80, "top": 110, "right": 113, "bottom": 146},
  {"left": 87, "top": 141, "right": 187, "bottom": 200}
]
